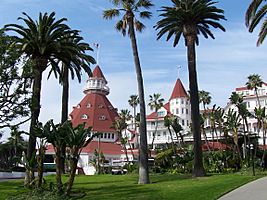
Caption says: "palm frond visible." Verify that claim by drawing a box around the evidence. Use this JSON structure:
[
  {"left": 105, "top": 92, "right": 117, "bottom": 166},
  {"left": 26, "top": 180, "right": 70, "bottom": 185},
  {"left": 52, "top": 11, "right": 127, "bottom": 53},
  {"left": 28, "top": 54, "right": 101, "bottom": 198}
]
[{"left": 103, "top": 9, "right": 120, "bottom": 20}]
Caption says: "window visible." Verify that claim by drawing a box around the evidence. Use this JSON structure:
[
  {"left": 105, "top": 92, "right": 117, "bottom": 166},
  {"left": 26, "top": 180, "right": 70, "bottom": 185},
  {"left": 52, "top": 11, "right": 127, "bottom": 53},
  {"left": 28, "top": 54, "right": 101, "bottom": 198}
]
[
  {"left": 182, "top": 108, "right": 184, "bottom": 114},
  {"left": 182, "top": 119, "right": 185, "bottom": 126},
  {"left": 157, "top": 111, "right": 165, "bottom": 117},
  {"left": 77, "top": 104, "right": 81, "bottom": 108},
  {"left": 172, "top": 109, "right": 175, "bottom": 114},
  {"left": 187, "top": 120, "right": 189, "bottom": 126},
  {"left": 151, "top": 122, "right": 155, "bottom": 126},
  {"left": 99, "top": 115, "right": 106, "bottom": 120},
  {"left": 81, "top": 114, "right": 88, "bottom": 119},
  {"left": 104, "top": 133, "right": 107, "bottom": 138},
  {"left": 186, "top": 100, "right": 189, "bottom": 105},
  {"left": 176, "top": 99, "right": 179, "bottom": 104},
  {"left": 100, "top": 134, "right": 103, "bottom": 138},
  {"left": 176, "top": 108, "right": 179, "bottom": 114},
  {"left": 86, "top": 103, "right": 92, "bottom": 108},
  {"left": 186, "top": 109, "right": 188, "bottom": 114},
  {"left": 98, "top": 104, "right": 104, "bottom": 108},
  {"left": 163, "top": 131, "right": 166, "bottom": 137},
  {"left": 108, "top": 133, "right": 111, "bottom": 139},
  {"left": 181, "top": 99, "right": 184, "bottom": 104},
  {"left": 111, "top": 134, "right": 115, "bottom": 139}
]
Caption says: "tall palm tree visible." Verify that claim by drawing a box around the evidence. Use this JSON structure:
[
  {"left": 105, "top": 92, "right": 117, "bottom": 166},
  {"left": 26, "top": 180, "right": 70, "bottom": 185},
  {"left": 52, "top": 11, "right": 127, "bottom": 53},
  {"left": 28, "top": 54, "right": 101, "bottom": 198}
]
[
  {"left": 5, "top": 12, "right": 84, "bottom": 184},
  {"left": 246, "top": 74, "right": 263, "bottom": 107},
  {"left": 246, "top": 0, "right": 267, "bottom": 46},
  {"left": 103, "top": 0, "right": 154, "bottom": 184},
  {"left": 155, "top": 0, "right": 226, "bottom": 177},
  {"left": 59, "top": 34, "right": 95, "bottom": 173},
  {"left": 128, "top": 94, "right": 139, "bottom": 131},
  {"left": 148, "top": 93, "right": 164, "bottom": 149}
]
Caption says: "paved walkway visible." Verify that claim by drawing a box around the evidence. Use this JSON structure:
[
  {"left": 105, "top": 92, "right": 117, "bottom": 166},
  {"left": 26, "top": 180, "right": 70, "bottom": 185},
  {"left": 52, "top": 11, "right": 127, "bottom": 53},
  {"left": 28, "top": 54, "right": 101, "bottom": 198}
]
[{"left": 218, "top": 176, "right": 267, "bottom": 200}]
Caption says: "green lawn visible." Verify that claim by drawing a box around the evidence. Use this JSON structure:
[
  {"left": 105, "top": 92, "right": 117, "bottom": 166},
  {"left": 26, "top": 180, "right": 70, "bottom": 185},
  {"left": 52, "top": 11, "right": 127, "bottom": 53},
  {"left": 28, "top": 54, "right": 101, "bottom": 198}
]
[{"left": 0, "top": 173, "right": 262, "bottom": 200}]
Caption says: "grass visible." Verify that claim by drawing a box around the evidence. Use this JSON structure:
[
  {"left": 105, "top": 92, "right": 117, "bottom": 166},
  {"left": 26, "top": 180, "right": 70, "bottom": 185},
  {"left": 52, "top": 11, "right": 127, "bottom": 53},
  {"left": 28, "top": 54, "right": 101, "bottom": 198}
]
[{"left": 0, "top": 173, "right": 263, "bottom": 200}]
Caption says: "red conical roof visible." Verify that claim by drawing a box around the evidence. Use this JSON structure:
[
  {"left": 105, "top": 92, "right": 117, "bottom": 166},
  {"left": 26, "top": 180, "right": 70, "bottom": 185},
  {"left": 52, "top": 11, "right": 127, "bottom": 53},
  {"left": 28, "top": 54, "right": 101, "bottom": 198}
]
[
  {"left": 169, "top": 79, "right": 188, "bottom": 100},
  {"left": 92, "top": 65, "right": 107, "bottom": 82},
  {"left": 69, "top": 92, "right": 118, "bottom": 133}
]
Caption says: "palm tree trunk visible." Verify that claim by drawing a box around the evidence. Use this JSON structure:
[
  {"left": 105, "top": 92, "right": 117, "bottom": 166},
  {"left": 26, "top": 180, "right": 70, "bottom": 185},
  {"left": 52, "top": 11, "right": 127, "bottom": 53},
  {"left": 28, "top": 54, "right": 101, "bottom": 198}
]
[
  {"left": 168, "top": 127, "right": 175, "bottom": 153},
  {"left": 60, "top": 64, "right": 69, "bottom": 174},
  {"left": 186, "top": 34, "right": 205, "bottom": 177},
  {"left": 25, "top": 68, "right": 43, "bottom": 185},
  {"left": 128, "top": 14, "right": 149, "bottom": 184},
  {"left": 55, "top": 148, "right": 63, "bottom": 192},
  {"left": 66, "top": 157, "right": 78, "bottom": 196},
  {"left": 151, "top": 116, "right": 158, "bottom": 150}
]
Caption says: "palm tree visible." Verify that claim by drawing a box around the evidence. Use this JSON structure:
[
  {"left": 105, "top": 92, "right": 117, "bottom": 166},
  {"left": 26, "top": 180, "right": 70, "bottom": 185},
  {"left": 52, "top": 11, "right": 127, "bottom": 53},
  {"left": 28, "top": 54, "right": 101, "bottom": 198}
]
[
  {"left": 128, "top": 95, "right": 139, "bottom": 131},
  {"left": 164, "top": 115, "right": 175, "bottom": 152},
  {"left": 5, "top": 12, "right": 84, "bottom": 184},
  {"left": 155, "top": 0, "right": 226, "bottom": 177},
  {"left": 224, "top": 109, "right": 242, "bottom": 160},
  {"left": 59, "top": 34, "right": 95, "bottom": 173},
  {"left": 246, "top": 0, "right": 267, "bottom": 46},
  {"left": 199, "top": 90, "right": 211, "bottom": 110},
  {"left": 246, "top": 74, "right": 263, "bottom": 107},
  {"left": 112, "top": 116, "right": 129, "bottom": 163},
  {"left": 103, "top": 0, "right": 154, "bottom": 184},
  {"left": 148, "top": 93, "right": 164, "bottom": 149}
]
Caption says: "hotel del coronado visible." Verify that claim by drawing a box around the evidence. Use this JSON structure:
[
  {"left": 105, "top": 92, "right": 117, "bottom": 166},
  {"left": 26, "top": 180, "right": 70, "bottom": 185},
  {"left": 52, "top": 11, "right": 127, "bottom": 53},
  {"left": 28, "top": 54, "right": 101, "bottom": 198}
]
[{"left": 46, "top": 64, "right": 267, "bottom": 175}]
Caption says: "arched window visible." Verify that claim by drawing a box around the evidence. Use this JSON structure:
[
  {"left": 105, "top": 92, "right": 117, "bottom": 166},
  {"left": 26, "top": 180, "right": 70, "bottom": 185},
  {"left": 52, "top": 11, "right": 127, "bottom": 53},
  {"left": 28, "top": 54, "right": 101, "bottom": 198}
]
[{"left": 81, "top": 114, "right": 88, "bottom": 119}]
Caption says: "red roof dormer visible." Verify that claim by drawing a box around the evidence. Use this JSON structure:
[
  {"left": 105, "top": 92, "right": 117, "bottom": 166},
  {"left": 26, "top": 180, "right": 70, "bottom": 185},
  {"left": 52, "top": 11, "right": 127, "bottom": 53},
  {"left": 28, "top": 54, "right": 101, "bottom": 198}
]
[{"left": 169, "top": 79, "right": 188, "bottom": 100}]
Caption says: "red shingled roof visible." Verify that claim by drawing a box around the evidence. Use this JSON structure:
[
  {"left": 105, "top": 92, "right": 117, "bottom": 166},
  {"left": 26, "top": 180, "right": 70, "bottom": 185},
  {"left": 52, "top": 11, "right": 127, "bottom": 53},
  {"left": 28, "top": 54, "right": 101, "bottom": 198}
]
[
  {"left": 169, "top": 79, "right": 188, "bottom": 100},
  {"left": 46, "top": 142, "right": 124, "bottom": 155},
  {"left": 81, "top": 141, "right": 123, "bottom": 155},
  {"left": 69, "top": 92, "right": 118, "bottom": 132},
  {"left": 91, "top": 65, "right": 107, "bottom": 82},
  {"left": 236, "top": 83, "right": 267, "bottom": 91},
  {"left": 202, "top": 142, "right": 229, "bottom": 151},
  {"left": 147, "top": 103, "right": 170, "bottom": 119}
]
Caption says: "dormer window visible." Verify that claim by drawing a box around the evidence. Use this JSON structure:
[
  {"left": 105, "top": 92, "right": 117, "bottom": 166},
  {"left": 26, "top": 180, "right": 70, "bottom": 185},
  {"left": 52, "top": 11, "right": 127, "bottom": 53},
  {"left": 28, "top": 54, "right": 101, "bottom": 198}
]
[
  {"left": 81, "top": 114, "right": 88, "bottom": 119},
  {"left": 99, "top": 115, "right": 106, "bottom": 120},
  {"left": 86, "top": 103, "right": 92, "bottom": 108},
  {"left": 77, "top": 104, "right": 81, "bottom": 108},
  {"left": 98, "top": 104, "right": 104, "bottom": 109}
]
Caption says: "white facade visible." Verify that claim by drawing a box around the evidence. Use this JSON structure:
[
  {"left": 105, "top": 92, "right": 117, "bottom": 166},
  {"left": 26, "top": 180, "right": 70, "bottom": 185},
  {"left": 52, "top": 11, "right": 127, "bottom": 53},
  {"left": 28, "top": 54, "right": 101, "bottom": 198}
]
[
  {"left": 225, "top": 83, "right": 267, "bottom": 144},
  {"left": 146, "top": 79, "right": 192, "bottom": 148}
]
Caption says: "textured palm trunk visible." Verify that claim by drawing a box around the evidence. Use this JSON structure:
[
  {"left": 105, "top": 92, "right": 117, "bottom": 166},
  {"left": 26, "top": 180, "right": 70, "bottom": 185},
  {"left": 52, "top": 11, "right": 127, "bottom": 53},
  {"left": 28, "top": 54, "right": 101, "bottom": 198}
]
[
  {"left": 66, "top": 148, "right": 79, "bottom": 196},
  {"left": 55, "top": 148, "right": 63, "bottom": 192},
  {"left": 128, "top": 14, "right": 149, "bottom": 184},
  {"left": 60, "top": 64, "right": 69, "bottom": 174},
  {"left": 186, "top": 33, "right": 205, "bottom": 177},
  {"left": 151, "top": 115, "right": 159, "bottom": 150},
  {"left": 25, "top": 67, "right": 44, "bottom": 185},
  {"left": 37, "top": 146, "right": 45, "bottom": 188},
  {"left": 167, "top": 127, "right": 175, "bottom": 153}
]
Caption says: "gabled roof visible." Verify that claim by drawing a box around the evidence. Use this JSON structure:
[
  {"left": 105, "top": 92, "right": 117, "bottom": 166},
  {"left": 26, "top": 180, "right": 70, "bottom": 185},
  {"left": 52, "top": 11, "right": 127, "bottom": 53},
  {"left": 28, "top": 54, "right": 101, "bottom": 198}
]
[
  {"left": 147, "top": 102, "right": 170, "bottom": 120},
  {"left": 69, "top": 92, "right": 118, "bottom": 133},
  {"left": 169, "top": 79, "right": 188, "bottom": 100},
  {"left": 91, "top": 65, "right": 107, "bottom": 82}
]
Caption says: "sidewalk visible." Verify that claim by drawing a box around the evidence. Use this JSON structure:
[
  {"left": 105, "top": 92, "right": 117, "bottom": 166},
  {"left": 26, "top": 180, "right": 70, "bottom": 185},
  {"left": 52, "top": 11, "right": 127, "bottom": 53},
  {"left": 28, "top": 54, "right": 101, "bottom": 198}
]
[{"left": 218, "top": 176, "right": 267, "bottom": 200}]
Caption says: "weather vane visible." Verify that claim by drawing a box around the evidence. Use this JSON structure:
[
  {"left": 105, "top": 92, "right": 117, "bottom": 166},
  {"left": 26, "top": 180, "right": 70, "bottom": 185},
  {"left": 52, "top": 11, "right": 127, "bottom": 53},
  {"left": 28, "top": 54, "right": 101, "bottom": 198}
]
[{"left": 93, "top": 43, "right": 100, "bottom": 65}]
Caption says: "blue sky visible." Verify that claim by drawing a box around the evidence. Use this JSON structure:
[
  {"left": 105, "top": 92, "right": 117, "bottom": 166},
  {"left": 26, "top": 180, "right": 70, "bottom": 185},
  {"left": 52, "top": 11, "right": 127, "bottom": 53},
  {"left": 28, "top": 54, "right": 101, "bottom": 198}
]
[{"left": 1, "top": 0, "right": 267, "bottom": 137}]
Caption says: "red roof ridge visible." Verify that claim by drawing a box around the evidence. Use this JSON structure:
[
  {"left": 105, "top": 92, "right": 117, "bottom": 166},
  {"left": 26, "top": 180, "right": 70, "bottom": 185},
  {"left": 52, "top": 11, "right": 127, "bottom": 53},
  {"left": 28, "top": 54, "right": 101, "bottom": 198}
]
[{"left": 169, "top": 79, "right": 188, "bottom": 100}]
